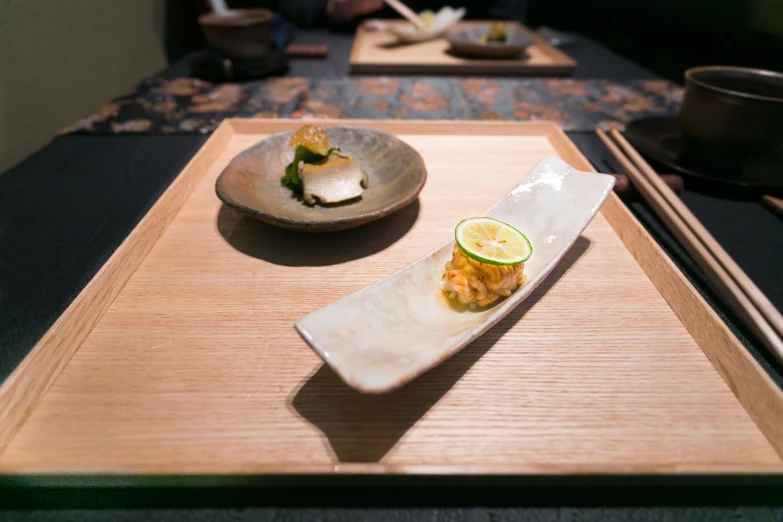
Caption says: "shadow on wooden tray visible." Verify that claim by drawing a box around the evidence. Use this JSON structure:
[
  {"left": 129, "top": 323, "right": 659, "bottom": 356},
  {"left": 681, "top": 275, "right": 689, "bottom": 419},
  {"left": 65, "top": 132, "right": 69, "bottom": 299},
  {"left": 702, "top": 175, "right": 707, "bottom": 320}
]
[
  {"left": 443, "top": 49, "right": 532, "bottom": 61},
  {"left": 215, "top": 199, "right": 420, "bottom": 266},
  {"left": 289, "top": 236, "right": 591, "bottom": 462}
]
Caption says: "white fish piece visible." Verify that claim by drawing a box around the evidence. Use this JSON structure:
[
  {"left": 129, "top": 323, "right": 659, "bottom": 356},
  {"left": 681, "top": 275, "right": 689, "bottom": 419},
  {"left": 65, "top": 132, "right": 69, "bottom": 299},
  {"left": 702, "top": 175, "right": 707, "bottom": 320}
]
[
  {"left": 295, "top": 157, "right": 615, "bottom": 393},
  {"left": 299, "top": 152, "right": 367, "bottom": 205}
]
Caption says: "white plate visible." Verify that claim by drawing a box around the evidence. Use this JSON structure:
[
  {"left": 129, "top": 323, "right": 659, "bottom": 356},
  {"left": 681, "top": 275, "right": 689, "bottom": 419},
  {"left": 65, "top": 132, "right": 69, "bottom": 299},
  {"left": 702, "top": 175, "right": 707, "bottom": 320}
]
[
  {"left": 295, "top": 157, "right": 615, "bottom": 393},
  {"left": 367, "top": 7, "right": 466, "bottom": 43}
]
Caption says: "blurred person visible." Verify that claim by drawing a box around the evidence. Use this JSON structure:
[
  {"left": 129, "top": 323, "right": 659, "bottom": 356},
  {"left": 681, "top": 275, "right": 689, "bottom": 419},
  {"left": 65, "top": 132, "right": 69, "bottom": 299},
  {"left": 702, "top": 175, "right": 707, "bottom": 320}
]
[{"left": 326, "top": 0, "right": 385, "bottom": 23}]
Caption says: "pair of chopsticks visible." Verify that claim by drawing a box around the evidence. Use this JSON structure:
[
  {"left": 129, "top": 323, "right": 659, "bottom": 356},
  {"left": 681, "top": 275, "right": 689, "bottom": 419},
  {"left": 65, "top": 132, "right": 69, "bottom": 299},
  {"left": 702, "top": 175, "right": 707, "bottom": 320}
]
[
  {"left": 384, "top": 0, "right": 426, "bottom": 29},
  {"left": 597, "top": 129, "right": 783, "bottom": 364},
  {"left": 763, "top": 195, "right": 783, "bottom": 217}
]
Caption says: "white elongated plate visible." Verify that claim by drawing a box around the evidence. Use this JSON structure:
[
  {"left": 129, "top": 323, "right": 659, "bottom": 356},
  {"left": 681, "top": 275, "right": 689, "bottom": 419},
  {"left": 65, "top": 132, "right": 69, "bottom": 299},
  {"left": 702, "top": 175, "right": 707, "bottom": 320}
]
[
  {"left": 368, "top": 7, "right": 466, "bottom": 44},
  {"left": 295, "top": 157, "right": 615, "bottom": 393}
]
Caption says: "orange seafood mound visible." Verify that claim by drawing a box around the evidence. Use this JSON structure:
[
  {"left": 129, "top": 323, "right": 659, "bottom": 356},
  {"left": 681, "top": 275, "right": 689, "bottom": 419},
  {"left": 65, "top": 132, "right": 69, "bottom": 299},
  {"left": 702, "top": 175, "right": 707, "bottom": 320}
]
[{"left": 439, "top": 244, "right": 526, "bottom": 307}]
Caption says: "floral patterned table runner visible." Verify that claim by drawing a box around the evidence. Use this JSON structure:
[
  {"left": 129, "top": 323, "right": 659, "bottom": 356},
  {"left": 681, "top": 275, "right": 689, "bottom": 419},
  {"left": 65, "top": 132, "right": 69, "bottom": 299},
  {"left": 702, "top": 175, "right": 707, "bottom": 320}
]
[{"left": 60, "top": 77, "right": 683, "bottom": 136}]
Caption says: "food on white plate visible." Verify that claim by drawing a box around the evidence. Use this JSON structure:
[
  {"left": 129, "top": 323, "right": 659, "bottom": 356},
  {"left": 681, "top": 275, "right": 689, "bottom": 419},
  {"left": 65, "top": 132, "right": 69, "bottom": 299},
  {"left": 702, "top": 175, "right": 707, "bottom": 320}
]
[
  {"left": 438, "top": 217, "right": 532, "bottom": 307},
  {"left": 417, "top": 10, "right": 436, "bottom": 30}
]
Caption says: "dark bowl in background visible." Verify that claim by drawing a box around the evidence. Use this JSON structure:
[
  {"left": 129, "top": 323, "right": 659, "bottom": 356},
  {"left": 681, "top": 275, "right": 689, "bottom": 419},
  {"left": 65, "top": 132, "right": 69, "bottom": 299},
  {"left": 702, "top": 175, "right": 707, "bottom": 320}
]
[
  {"left": 198, "top": 8, "right": 273, "bottom": 60},
  {"left": 678, "top": 66, "right": 783, "bottom": 159}
]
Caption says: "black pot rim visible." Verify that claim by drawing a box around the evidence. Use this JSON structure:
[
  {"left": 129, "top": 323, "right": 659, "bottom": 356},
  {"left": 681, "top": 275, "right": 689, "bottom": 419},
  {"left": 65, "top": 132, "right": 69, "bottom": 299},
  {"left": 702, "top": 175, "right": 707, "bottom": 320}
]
[
  {"left": 685, "top": 65, "right": 783, "bottom": 104},
  {"left": 199, "top": 8, "right": 273, "bottom": 27}
]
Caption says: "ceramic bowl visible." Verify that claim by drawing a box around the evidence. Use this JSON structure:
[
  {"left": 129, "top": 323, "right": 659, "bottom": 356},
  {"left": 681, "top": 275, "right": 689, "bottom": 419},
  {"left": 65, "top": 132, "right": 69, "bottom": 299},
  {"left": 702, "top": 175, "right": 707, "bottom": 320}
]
[
  {"left": 215, "top": 125, "right": 427, "bottom": 233},
  {"left": 678, "top": 66, "right": 783, "bottom": 158},
  {"left": 198, "top": 8, "right": 273, "bottom": 60},
  {"left": 295, "top": 157, "right": 615, "bottom": 392},
  {"left": 445, "top": 25, "right": 536, "bottom": 59}
]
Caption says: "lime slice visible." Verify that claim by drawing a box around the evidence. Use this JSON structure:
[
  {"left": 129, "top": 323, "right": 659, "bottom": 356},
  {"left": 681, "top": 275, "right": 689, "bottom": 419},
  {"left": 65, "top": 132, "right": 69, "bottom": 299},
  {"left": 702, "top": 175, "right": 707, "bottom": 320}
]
[{"left": 455, "top": 217, "right": 532, "bottom": 266}]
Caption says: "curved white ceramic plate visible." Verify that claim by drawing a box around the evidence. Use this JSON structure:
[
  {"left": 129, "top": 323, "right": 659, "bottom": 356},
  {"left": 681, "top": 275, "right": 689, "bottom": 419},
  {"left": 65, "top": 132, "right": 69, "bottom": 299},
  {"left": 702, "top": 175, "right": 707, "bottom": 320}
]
[
  {"left": 295, "top": 157, "right": 615, "bottom": 393},
  {"left": 367, "top": 7, "right": 466, "bottom": 43}
]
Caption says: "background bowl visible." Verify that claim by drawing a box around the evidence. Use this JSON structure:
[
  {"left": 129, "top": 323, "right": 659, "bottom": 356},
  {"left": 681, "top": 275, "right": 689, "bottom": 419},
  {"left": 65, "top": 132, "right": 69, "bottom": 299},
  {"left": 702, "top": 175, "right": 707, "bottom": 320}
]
[
  {"left": 198, "top": 8, "right": 272, "bottom": 60},
  {"left": 445, "top": 25, "right": 535, "bottom": 59},
  {"left": 215, "top": 126, "right": 427, "bottom": 232},
  {"left": 678, "top": 66, "right": 783, "bottom": 158}
]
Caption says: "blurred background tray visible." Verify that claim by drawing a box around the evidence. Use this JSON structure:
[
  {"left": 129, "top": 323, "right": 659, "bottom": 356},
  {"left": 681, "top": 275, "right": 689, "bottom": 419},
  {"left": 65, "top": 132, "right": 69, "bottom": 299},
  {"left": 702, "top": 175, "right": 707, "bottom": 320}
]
[
  {"left": 350, "top": 21, "right": 576, "bottom": 76},
  {"left": 0, "top": 119, "right": 780, "bottom": 478}
]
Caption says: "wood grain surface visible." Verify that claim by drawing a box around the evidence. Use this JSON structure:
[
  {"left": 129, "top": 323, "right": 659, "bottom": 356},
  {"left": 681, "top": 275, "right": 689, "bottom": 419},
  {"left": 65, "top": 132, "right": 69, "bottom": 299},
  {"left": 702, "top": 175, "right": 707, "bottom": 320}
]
[
  {"left": 0, "top": 120, "right": 780, "bottom": 475},
  {"left": 0, "top": 124, "right": 235, "bottom": 453},
  {"left": 350, "top": 21, "right": 576, "bottom": 75}
]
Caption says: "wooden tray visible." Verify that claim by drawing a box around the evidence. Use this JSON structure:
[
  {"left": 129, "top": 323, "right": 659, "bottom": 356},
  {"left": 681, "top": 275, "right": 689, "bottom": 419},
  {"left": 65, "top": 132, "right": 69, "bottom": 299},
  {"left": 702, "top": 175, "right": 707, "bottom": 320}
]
[
  {"left": 350, "top": 21, "right": 576, "bottom": 76},
  {"left": 1, "top": 119, "right": 782, "bottom": 479}
]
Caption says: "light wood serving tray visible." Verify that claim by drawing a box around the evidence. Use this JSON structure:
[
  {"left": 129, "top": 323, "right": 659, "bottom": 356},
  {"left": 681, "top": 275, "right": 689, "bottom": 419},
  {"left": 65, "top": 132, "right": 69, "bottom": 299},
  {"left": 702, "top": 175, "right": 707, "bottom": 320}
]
[
  {"left": 1, "top": 119, "right": 782, "bottom": 480},
  {"left": 350, "top": 21, "right": 576, "bottom": 76}
]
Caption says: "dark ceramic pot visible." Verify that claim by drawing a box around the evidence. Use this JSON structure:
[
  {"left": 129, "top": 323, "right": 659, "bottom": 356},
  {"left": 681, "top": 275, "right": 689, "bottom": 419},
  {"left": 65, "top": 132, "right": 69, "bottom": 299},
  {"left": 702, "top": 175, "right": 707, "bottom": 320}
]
[
  {"left": 678, "top": 66, "right": 783, "bottom": 159},
  {"left": 198, "top": 9, "right": 273, "bottom": 61}
]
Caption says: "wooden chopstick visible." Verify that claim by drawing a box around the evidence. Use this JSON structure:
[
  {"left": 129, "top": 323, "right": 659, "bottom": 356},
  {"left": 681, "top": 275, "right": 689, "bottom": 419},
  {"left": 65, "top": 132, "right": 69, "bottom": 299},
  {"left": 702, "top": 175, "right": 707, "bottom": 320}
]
[
  {"left": 383, "top": 0, "right": 426, "bottom": 28},
  {"left": 763, "top": 195, "right": 783, "bottom": 217},
  {"left": 597, "top": 129, "right": 783, "bottom": 363},
  {"left": 609, "top": 129, "right": 783, "bottom": 342}
]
